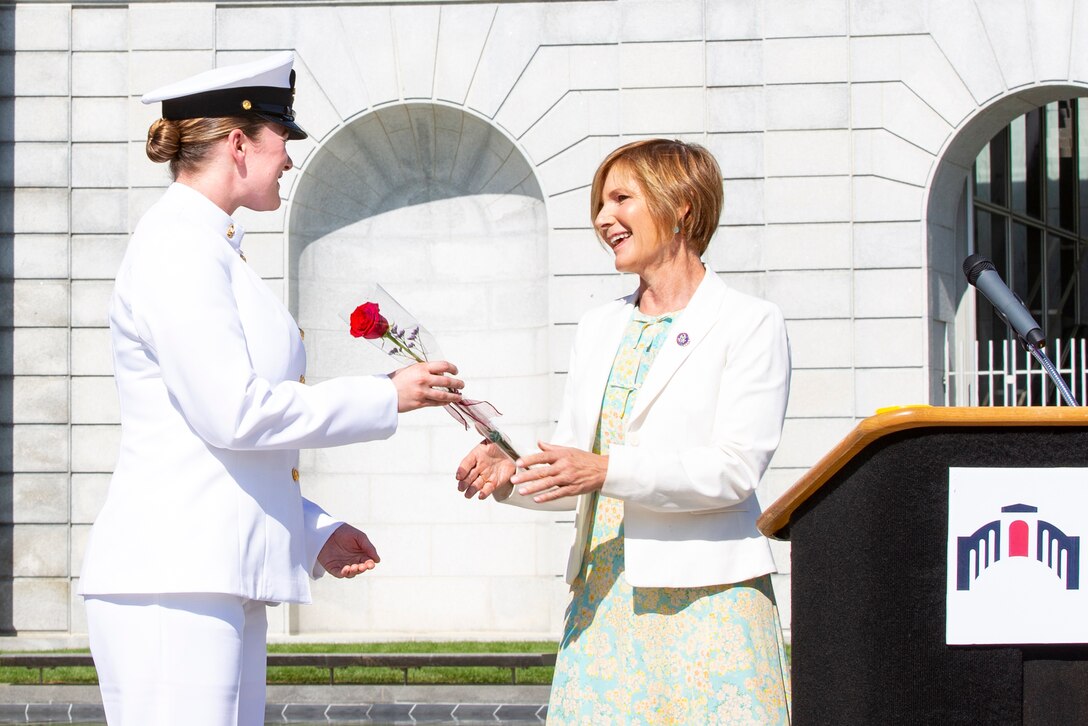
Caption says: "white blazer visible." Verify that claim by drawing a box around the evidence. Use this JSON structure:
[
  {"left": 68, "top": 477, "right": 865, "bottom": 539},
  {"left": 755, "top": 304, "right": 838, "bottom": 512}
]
[
  {"left": 503, "top": 268, "right": 790, "bottom": 588},
  {"left": 79, "top": 183, "right": 399, "bottom": 604}
]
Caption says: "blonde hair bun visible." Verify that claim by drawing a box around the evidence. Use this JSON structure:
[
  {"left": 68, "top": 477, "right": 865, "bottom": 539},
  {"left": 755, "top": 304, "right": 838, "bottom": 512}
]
[{"left": 145, "top": 118, "right": 181, "bottom": 164}]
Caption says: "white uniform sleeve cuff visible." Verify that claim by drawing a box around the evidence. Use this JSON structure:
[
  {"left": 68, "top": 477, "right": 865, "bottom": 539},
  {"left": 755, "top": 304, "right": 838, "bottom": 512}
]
[{"left": 303, "top": 497, "right": 344, "bottom": 579}]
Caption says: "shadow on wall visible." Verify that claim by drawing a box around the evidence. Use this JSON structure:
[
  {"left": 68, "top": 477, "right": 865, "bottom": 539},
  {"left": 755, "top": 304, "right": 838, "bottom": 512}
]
[
  {"left": 288, "top": 103, "right": 543, "bottom": 309},
  {"left": 0, "top": 7, "right": 16, "bottom": 632}
]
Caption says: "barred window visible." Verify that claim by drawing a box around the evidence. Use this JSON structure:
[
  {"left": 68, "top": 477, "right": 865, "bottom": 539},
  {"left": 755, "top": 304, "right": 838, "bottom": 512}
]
[{"left": 971, "top": 99, "right": 1088, "bottom": 404}]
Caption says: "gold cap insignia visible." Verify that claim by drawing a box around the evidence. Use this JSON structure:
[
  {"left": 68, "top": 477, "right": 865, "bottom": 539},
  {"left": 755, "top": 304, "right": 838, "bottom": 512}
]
[{"left": 241, "top": 99, "right": 252, "bottom": 111}]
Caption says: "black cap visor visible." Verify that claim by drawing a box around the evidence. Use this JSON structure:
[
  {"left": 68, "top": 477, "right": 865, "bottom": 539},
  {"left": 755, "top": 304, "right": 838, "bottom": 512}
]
[
  {"left": 160, "top": 85, "right": 308, "bottom": 140},
  {"left": 250, "top": 108, "right": 308, "bottom": 141}
]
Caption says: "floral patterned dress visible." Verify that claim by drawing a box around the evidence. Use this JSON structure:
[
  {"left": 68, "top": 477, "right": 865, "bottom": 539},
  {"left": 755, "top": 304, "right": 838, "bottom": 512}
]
[{"left": 546, "top": 310, "right": 792, "bottom": 725}]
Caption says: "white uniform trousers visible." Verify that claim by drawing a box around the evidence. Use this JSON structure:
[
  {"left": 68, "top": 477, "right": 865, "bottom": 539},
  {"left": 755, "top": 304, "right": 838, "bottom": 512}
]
[{"left": 84, "top": 593, "right": 268, "bottom": 726}]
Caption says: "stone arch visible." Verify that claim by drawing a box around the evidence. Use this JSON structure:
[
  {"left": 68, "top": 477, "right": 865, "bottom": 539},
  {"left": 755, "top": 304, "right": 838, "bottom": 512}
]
[
  {"left": 284, "top": 103, "right": 553, "bottom": 635},
  {"left": 288, "top": 102, "right": 544, "bottom": 303},
  {"left": 925, "top": 84, "right": 1088, "bottom": 403}
]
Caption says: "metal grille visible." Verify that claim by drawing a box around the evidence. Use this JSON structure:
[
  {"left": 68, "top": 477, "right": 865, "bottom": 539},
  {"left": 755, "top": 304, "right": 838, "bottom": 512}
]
[{"left": 945, "top": 333, "right": 1087, "bottom": 406}]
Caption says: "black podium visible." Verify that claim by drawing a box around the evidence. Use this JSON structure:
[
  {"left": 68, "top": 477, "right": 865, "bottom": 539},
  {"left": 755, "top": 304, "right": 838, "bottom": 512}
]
[{"left": 759, "top": 407, "right": 1088, "bottom": 725}]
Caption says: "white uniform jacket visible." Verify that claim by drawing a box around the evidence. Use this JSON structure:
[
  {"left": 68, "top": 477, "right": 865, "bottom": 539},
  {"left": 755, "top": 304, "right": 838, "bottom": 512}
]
[
  {"left": 502, "top": 268, "right": 790, "bottom": 588},
  {"left": 79, "top": 183, "right": 399, "bottom": 604}
]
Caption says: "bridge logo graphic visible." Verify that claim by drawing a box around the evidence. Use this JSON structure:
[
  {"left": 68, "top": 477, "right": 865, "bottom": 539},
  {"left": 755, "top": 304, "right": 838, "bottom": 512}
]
[{"left": 956, "top": 503, "right": 1080, "bottom": 591}]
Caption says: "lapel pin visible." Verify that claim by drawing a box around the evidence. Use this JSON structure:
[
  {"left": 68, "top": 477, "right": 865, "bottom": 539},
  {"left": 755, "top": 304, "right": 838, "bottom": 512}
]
[{"left": 676, "top": 332, "right": 690, "bottom": 346}]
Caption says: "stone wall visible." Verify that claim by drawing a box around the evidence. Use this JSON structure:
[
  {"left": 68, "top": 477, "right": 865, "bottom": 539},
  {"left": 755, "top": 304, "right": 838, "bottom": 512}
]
[{"left": 2, "top": 0, "right": 1087, "bottom": 642}]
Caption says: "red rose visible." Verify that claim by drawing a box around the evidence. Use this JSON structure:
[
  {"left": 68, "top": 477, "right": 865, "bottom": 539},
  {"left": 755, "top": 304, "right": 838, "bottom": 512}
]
[{"left": 349, "top": 302, "right": 390, "bottom": 339}]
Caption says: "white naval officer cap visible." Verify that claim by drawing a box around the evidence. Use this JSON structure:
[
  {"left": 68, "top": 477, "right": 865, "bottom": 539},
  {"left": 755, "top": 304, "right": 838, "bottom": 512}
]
[{"left": 141, "top": 51, "right": 307, "bottom": 140}]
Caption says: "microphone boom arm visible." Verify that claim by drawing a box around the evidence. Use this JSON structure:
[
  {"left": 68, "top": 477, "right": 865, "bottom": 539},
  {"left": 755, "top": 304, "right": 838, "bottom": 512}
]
[{"left": 1029, "top": 345, "right": 1079, "bottom": 407}]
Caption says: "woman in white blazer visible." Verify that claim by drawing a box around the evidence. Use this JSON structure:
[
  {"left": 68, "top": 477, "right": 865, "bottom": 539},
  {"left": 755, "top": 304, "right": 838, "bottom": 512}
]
[
  {"left": 78, "top": 53, "right": 464, "bottom": 726},
  {"left": 457, "top": 139, "right": 792, "bottom": 724}
]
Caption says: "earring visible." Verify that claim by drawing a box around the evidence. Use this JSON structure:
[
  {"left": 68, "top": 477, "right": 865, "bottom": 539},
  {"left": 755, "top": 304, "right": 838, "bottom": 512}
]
[{"left": 673, "top": 225, "right": 680, "bottom": 234}]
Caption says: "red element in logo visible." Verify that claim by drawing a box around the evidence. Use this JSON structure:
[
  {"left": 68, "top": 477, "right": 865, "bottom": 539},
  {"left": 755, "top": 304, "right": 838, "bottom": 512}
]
[{"left": 1010, "top": 520, "right": 1029, "bottom": 557}]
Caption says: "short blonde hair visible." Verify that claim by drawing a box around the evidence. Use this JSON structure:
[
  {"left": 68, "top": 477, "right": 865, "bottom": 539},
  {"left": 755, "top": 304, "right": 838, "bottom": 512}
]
[
  {"left": 146, "top": 116, "right": 267, "bottom": 179},
  {"left": 590, "top": 139, "right": 724, "bottom": 256}
]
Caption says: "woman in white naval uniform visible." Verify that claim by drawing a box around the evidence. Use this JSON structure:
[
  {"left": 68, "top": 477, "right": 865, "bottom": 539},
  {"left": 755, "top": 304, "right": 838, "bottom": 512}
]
[
  {"left": 78, "top": 52, "right": 463, "bottom": 726},
  {"left": 456, "top": 139, "right": 792, "bottom": 723}
]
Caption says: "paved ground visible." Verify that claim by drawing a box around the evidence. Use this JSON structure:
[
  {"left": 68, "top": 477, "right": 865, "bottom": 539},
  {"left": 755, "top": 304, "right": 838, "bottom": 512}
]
[{"left": 0, "top": 684, "right": 551, "bottom": 724}]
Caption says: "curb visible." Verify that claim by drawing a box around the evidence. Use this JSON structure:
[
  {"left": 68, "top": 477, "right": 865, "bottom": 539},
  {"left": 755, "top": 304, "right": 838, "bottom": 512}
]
[{"left": 0, "top": 685, "right": 551, "bottom": 724}]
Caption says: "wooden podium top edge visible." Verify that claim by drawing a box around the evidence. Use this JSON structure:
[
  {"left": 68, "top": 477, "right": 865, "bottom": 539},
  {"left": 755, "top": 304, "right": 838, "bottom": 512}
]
[{"left": 756, "top": 405, "right": 1088, "bottom": 539}]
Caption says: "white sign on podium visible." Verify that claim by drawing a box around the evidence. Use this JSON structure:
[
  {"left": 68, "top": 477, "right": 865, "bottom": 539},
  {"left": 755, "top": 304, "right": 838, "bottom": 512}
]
[{"left": 947, "top": 467, "right": 1088, "bottom": 645}]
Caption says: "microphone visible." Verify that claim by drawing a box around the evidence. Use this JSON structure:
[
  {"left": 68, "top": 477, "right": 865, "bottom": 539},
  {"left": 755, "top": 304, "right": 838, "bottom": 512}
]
[{"left": 962, "top": 254, "right": 1046, "bottom": 350}]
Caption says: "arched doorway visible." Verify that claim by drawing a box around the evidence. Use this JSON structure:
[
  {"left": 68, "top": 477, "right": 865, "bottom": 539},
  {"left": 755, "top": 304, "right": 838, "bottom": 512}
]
[
  {"left": 284, "top": 103, "right": 555, "bottom": 636},
  {"left": 926, "top": 85, "right": 1088, "bottom": 406}
]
